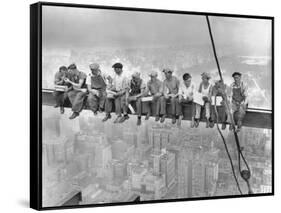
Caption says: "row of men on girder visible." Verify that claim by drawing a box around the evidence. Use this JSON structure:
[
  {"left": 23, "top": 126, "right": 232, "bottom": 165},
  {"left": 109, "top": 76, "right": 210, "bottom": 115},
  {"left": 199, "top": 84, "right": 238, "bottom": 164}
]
[{"left": 53, "top": 62, "right": 248, "bottom": 132}]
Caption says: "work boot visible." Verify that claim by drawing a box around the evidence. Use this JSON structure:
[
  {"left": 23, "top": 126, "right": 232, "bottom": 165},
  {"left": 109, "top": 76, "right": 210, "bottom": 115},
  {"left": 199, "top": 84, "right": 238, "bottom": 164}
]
[
  {"left": 172, "top": 116, "right": 176, "bottom": 124},
  {"left": 209, "top": 120, "right": 215, "bottom": 128},
  {"left": 69, "top": 112, "right": 79, "bottom": 120},
  {"left": 137, "top": 116, "right": 142, "bottom": 126},
  {"left": 194, "top": 119, "right": 199, "bottom": 128},
  {"left": 160, "top": 115, "right": 166, "bottom": 123},
  {"left": 102, "top": 113, "right": 111, "bottom": 122},
  {"left": 60, "top": 106, "right": 64, "bottom": 114},
  {"left": 206, "top": 119, "right": 210, "bottom": 128},
  {"left": 145, "top": 113, "right": 150, "bottom": 120},
  {"left": 237, "top": 120, "right": 242, "bottom": 132},
  {"left": 113, "top": 115, "right": 122, "bottom": 123},
  {"left": 155, "top": 115, "right": 160, "bottom": 122},
  {"left": 119, "top": 114, "right": 129, "bottom": 123},
  {"left": 221, "top": 123, "right": 227, "bottom": 130},
  {"left": 93, "top": 110, "right": 98, "bottom": 115},
  {"left": 236, "top": 126, "right": 241, "bottom": 133},
  {"left": 190, "top": 117, "right": 195, "bottom": 128}
]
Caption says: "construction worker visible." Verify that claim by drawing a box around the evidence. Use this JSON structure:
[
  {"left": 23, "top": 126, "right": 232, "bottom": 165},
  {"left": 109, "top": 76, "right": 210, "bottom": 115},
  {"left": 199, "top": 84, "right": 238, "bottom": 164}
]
[
  {"left": 102, "top": 63, "right": 130, "bottom": 123},
  {"left": 86, "top": 63, "right": 107, "bottom": 115},
  {"left": 195, "top": 72, "right": 213, "bottom": 128},
  {"left": 126, "top": 72, "right": 146, "bottom": 126},
  {"left": 210, "top": 80, "right": 231, "bottom": 130},
  {"left": 53, "top": 66, "right": 70, "bottom": 114},
  {"left": 65, "top": 63, "right": 87, "bottom": 120},
  {"left": 230, "top": 72, "right": 248, "bottom": 132},
  {"left": 143, "top": 71, "right": 164, "bottom": 122},
  {"left": 161, "top": 68, "right": 181, "bottom": 124},
  {"left": 177, "top": 73, "right": 197, "bottom": 127}
]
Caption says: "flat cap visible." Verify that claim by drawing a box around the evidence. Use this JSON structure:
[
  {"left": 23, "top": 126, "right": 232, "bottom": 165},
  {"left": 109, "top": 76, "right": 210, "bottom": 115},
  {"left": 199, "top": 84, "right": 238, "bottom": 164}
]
[
  {"left": 59, "top": 66, "right": 68, "bottom": 72},
  {"left": 89, "top": 63, "right": 100, "bottom": 70},
  {"left": 132, "top": 71, "right": 141, "bottom": 78},
  {"left": 232, "top": 72, "right": 242, "bottom": 77},
  {"left": 112, "top": 63, "right": 123, "bottom": 69},
  {"left": 201, "top": 72, "right": 211, "bottom": 79},
  {"left": 68, "top": 63, "right": 77, "bottom": 70},
  {"left": 149, "top": 70, "right": 158, "bottom": 77},
  {"left": 162, "top": 68, "right": 173, "bottom": 73}
]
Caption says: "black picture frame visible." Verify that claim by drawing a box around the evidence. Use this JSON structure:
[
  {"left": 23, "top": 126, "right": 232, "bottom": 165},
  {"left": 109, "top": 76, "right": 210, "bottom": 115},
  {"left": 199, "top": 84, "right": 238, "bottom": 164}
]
[{"left": 30, "top": 1, "right": 274, "bottom": 210}]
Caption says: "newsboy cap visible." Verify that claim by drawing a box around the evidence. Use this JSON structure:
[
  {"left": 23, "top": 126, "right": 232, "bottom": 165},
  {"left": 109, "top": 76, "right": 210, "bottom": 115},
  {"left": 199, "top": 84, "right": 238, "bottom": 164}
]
[
  {"left": 162, "top": 68, "right": 173, "bottom": 73},
  {"left": 89, "top": 63, "right": 100, "bottom": 70},
  {"left": 112, "top": 63, "right": 123, "bottom": 69},
  {"left": 232, "top": 72, "right": 242, "bottom": 77},
  {"left": 132, "top": 71, "right": 141, "bottom": 78},
  {"left": 68, "top": 63, "right": 77, "bottom": 70},
  {"left": 201, "top": 72, "right": 211, "bottom": 79},
  {"left": 59, "top": 66, "right": 68, "bottom": 72},
  {"left": 149, "top": 70, "right": 158, "bottom": 77}
]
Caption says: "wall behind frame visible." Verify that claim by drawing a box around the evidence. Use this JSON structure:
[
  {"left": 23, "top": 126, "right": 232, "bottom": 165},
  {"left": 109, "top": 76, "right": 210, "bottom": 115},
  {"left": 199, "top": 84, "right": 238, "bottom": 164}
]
[{"left": 0, "top": 0, "right": 279, "bottom": 213}]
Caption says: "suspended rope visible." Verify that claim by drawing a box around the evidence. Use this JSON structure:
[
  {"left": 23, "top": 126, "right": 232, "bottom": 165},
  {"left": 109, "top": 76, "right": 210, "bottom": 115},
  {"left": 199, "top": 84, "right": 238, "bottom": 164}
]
[
  {"left": 205, "top": 15, "right": 253, "bottom": 195},
  {"left": 213, "top": 95, "right": 242, "bottom": 194}
]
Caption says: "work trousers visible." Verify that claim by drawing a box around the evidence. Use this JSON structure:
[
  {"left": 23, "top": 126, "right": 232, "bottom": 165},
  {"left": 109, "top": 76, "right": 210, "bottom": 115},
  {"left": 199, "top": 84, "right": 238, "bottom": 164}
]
[
  {"left": 142, "top": 96, "right": 161, "bottom": 116},
  {"left": 195, "top": 101, "right": 211, "bottom": 119},
  {"left": 159, "top": 96, "right": 181, "bottom": 116},
  {"left": 178, "top": 99, "right": 196, "bottom": 117},
  {"left": 53, "top": 91, "right": 68, "bottom": 107},
  {"left": 67, "top": 90, "right": 87, "bottom": 113},
  {"left": 87, "top": 90, "right": 106, "bottom": 112},
  {"left": 210, "top": 99, "right": 230, "bottom": 123},
  {"left": 104, "top": 94, "right": 126, "bottom": 116},
  {"left": 232, "top": 101, "right": 247, "bottom": 122},
  {"left": 126, "top": 96, "right": 142, "bottom": 116}
]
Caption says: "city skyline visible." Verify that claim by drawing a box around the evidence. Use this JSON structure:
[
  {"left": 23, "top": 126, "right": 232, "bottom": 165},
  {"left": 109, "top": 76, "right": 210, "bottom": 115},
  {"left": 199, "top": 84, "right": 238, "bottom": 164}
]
[{"left": 42, "top": 106, "right": 272, "bottom": 207}]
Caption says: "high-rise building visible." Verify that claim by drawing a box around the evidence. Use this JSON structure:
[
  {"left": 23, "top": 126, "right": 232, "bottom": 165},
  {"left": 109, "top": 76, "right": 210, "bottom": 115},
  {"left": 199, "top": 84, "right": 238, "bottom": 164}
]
[
  {"left": 149, "top": 126, "right": 172, "bottom": 154},
  {"left": 123, "top": 131, "right": 137, "bottom": 147},
  {"left": 94, "top": 137, "right": 112, "bottom": 172},
  {"left": 112, "top": 160, "right": 127, "bottom": 181},
  {"left": 192, "top": 159, "right": 206, "bottom": 197},
  {"left": 205, "top": 161, "right": 219, "bottom": 196},
  {"left": 112, "top": 139, "right": 127, "bottom": 160}
]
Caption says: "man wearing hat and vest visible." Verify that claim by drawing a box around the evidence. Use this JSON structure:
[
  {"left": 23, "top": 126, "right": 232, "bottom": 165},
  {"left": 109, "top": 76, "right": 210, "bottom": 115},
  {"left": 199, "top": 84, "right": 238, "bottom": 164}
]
[
  {"left": 230, "top": 72, "right": 248, "bottom": 132},
  {"left": 86, "top": 63, "right": 107, "bottom": 115},
  {"left": 53, "top": 66, "right": 71, "bottom": 114},
  {"left": 143, "top": 71, "right": 164, "bottom": 122},
  {"left": 64, "top": 63, "right": 88, "bottom": 119},
  {"left": 126, "top": 71, "right": 146, "bottom": 126},
  {"left": 161, "top": 68, "right": 181, "bottom": 124},
  {"left": 102, "top": 62, "right": 130, "bottom": 123},
  {"left": 195, "top": 72, "right": 213, "bottom": 128}
]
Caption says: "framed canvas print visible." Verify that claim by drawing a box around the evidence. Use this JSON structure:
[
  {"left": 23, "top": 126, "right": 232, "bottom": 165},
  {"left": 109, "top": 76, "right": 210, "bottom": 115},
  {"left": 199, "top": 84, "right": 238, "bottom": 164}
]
[{"left": 30, "top": 2, "right": 274, "bottom": 210}]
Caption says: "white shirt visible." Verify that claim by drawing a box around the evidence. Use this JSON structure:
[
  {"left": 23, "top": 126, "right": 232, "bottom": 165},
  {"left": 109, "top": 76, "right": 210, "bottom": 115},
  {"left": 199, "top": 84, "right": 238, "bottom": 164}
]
[
  {"left": 112, "top": 73, "right": 129, "bottom": 91},
  {"left": 201, "top": 83, "right": 212, "bottom": 97},
  {"left": 178, "top": 83, "right": 195, "bottom": 99}
]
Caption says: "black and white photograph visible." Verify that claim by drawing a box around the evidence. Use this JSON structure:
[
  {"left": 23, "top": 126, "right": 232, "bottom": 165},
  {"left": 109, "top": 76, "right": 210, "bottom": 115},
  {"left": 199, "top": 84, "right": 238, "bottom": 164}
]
[{"left": 30, "top": 2, "right": 273, "bottom": 210}]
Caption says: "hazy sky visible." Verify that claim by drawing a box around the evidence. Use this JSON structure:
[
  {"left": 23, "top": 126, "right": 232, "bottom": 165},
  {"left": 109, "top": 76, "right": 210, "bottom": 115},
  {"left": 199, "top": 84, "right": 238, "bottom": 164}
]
[{"left": 42, "top": 5, "right": 272, "bottom": 55}]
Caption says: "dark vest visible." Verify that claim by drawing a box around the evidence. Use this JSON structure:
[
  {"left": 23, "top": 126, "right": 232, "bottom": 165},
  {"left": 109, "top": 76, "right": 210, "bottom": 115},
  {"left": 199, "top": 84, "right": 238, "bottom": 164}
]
[
  {"left": 70, "top": 72, "right": 86, "bottom": 88},
  {"left": 232, "top": 87, "right": 245, "bottom": 103},
  {"left": 130, "top": 79, "right": 142, "bottom": 96},
  {"left": 91, "top": 75, "right": 106, "bottom": 90}
]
